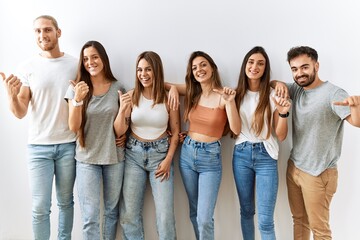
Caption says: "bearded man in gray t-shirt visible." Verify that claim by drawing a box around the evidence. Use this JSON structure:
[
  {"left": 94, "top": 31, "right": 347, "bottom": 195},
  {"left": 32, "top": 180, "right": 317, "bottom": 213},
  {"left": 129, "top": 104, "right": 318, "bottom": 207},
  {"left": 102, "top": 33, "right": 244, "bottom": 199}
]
[{"left": 273, "top": 46, "right": 360, "bottom": 240}]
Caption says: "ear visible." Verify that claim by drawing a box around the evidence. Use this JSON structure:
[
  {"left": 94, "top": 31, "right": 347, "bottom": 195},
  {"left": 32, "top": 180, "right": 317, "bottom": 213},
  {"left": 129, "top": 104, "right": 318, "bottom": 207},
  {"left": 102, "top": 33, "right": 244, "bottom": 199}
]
[
  {"left": 56, "top": 28, "right": 62, "bottom": 38},
  {"left": 315, "top": 61, "right": 319, "bottom": 72}
]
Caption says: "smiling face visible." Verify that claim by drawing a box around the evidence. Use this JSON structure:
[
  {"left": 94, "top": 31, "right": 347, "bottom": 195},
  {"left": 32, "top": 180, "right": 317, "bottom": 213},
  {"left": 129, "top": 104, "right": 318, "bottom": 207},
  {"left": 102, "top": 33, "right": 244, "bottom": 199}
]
[
  {"left": 245, "top": 53, "right": 266, "bottom": 81},
  {"left": 191, "top": 56, "right": 214, "bottom": 83},
  {"left": 137, "top": 58, "right": 154, "bottom": 88},
  {"left": 290, "top": 54, "right": 319, "bottom": 89},
  {"left": 34, "top": 18, "right": 61, "bottom": 52},
  {"left": 83, "top": 46, "right": 104, "bottom": 77}
]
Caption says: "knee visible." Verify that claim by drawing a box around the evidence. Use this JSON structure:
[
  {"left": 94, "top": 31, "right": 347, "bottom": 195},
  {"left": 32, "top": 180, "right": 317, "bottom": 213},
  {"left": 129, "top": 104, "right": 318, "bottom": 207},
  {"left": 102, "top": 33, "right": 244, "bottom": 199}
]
[{"left": 240, "top": 205, "right": 255, "bottom": 219}]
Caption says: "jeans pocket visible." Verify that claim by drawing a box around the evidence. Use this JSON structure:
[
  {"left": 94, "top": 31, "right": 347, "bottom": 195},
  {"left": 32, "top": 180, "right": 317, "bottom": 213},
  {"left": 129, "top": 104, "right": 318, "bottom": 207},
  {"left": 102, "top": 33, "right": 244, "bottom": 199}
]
[{"left": 156, "top": 139, "right": 169, "bottom": 153}]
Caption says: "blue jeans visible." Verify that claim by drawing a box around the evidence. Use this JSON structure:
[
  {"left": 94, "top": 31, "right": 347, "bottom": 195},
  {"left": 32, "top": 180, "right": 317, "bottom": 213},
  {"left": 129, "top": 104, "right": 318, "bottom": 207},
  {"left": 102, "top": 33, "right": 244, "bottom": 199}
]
[
  {"left": 179, "top": 136, "right": 222, "bottom": 240},
  {"left": 232, "top": 141, "right": 278, "bottom": 240},
  {"left": 27, "top": 142, "right": 76, "bottom": 240},
  {"left": 76, "top": 161, "right": 124, "bottom": 240},
  {"left": 120, "top": 135, "right": 176, "bottom": 240}
]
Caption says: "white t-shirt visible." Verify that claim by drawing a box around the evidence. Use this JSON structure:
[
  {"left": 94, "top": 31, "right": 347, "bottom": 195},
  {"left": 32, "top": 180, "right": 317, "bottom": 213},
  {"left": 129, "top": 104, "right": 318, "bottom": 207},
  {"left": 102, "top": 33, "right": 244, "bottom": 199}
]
[
  {"left": 18, "top": 53, "right": 77, "bottom": 144},
  {"left": 235, "top": 89, "right": 279, "bottom": 159}
]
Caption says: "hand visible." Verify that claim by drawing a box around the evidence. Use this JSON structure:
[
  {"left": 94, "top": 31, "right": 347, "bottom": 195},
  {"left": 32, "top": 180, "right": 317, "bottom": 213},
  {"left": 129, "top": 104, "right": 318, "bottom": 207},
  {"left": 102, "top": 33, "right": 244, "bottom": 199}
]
[
  {"left": 3, "top": 74, "right": 22, "bottom": 99},
  {"left": 272, "top": 96, "right": 291, "bottom": 114},
  {"left": 70, "top": 80, "right": 89, "bottom": 102},
  {"left": 178, "top": 131, "right": 188, "bottom": 143},
  {"left": 0, "top": 72, "right": 5, "bottom": 80},
  {"left": 274, "top": 81, "right": 289, "bottom": 99},
  {"left": 333, "top": 96, "right": 360, "bottom": 107},
  {"left": 118, "top": 91, "right": 132, "bottom": 113},
  {"left": 213, "top": 87, "right": 236, "bottom": 102},
  {"left": 168, "top": 85, "right": 180, "bottom": 111},
  {"left": 155, "top": 160, "right": 171, "bottom": 181},
  {"left": 115, "top": 134, "right": 127, "bottom": 147}
]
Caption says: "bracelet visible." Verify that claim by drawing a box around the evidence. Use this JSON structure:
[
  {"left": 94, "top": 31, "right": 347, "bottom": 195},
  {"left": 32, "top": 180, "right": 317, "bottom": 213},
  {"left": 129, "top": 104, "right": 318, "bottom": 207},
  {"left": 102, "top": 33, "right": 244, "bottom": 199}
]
[{"left": 279, "top": 112, "right": 289, "bottom": 118}]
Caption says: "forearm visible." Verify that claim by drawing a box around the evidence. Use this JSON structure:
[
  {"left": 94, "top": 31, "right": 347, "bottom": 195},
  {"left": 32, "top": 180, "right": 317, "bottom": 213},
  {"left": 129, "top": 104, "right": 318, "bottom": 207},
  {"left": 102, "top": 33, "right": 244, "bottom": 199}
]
[
  {"left": 114, "top": 109, "right": 131, "bottom": 137},
  {"left": 274, "top": 113, "right": 288, "bottom": 141},
  {"left": 225, "top": 100, "right": 241, "bottom": 135},
  {"left": 165, "top": 82, "right": 186, "bottom": 95},
  {"left": 9, "top": 96, "right": 28, "bottom": 119},
  {"left": 68, "top": 104, "right": 82, "bottom": 133}
]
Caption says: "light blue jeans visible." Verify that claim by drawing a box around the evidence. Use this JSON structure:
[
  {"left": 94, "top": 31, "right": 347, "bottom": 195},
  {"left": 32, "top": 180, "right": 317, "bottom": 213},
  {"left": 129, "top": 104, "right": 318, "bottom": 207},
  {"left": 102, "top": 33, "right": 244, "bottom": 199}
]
[
  {"left": 179, "top": 136, "right": 222, "bottom": 240},
  {"left": 232, "top": 141, "right": 278, "bottom": 240},
  {"left": 76, "top": 161, "right": 124, "bottom": 240},
  {"left": 27, "top": 142, "right": 76, "bottom": 240},
  {"left": 120, "top": 135, "right": 176, "bottom": 240}
]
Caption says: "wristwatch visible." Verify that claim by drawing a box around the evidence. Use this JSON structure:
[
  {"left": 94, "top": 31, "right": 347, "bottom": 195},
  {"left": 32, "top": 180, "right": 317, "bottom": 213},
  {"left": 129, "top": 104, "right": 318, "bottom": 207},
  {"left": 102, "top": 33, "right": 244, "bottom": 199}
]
[
  {"left": 279, "top": 112, "right": 289, "bottom": 118},
  {"left": 72, "top": 99, "right": 83, "bottom": 107}
]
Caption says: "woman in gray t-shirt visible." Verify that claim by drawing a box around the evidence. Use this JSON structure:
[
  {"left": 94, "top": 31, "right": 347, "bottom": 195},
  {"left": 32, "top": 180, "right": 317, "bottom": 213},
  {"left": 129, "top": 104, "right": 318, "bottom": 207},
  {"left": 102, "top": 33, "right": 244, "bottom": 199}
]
[{"left": 65, "top": 41, "right": 125, "bottom": 240}]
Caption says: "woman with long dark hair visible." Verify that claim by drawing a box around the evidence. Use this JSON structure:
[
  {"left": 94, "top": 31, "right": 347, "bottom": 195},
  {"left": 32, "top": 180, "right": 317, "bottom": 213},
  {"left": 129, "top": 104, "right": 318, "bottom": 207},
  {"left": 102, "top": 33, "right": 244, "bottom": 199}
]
[
  {"left": 232, "top": 46, "right": 291, "bottom": 240},
  {"left": 66, "top": 40, "right": 125, "bottom": 239}
]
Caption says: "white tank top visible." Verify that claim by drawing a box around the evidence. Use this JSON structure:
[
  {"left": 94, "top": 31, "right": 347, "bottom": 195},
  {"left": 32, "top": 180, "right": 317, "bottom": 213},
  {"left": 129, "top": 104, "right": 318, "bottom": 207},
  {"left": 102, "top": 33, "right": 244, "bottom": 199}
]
[{"left": 131, "top": 94, "right": 169, "bottom": 140}]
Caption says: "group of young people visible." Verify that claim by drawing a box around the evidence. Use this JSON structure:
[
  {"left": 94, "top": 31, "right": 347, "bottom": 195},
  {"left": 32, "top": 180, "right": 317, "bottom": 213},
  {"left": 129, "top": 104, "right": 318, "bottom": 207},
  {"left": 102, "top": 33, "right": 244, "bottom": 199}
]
[{"left": 2, "top": 15, "right": 360, "bottom": 240}]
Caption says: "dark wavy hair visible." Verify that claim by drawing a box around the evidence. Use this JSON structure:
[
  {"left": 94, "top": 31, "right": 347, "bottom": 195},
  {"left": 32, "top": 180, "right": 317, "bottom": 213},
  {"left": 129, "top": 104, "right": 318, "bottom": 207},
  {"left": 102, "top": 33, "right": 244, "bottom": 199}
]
[{"left": 287, "top": 46, "right": 318, "bottom": 63}]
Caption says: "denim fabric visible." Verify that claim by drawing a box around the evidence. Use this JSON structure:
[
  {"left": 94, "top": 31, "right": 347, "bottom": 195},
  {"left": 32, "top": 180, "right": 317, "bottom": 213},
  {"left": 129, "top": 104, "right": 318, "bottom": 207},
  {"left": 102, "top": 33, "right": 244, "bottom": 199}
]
[
  {"left": 179, "top": 136, "right": 222, "bottom": 240},
  {"left": 120, "top": 135, "right": 176, "bottom": 240},
  {"left": 232, "top": 141, "right": 278, "bottom": 240},
  {"left": 76, "top": 161, "right": 124, "bottom": 240},
  {"left": 27, "top": 142, "right": 76, "bottom": 240}
]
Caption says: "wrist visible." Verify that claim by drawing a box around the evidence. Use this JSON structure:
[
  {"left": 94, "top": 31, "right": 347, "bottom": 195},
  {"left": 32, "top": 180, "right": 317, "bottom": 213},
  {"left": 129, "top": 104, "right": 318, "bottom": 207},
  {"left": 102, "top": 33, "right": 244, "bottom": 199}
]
[
  {"left": 72, "top": 98, "right": 83, "bottom": 107},
  {"left": 278, "top": 112, "right": 289, "bottom": 118}
]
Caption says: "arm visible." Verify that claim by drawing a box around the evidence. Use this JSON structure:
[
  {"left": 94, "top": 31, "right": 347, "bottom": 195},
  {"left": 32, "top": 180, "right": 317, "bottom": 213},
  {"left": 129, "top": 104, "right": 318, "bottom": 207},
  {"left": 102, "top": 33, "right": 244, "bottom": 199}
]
[
  {"left": 216, "top": 87, "right": 241, "bottom": 135},
  {"left": 164, "top": 82, "right": 186, "bottom": 111},
  {"left": 3, "top": 74, "right": 30, "bottom": 119},
  {"left": 270, "top": 80, "right": 289, "bottom": 99},
  {"left": 68, "top": 81, "right": 89, "bottom": 132},
  {"left": 114, "top": 90, "right": 132, "bottom": 137},
  {"left": 272, "top": 96, "right": 291, "bottom": 141},
  {"left": 155, "top": 106, "right": 180, "bottom": 181},
  {"left": 334, "top": 96, "right": 360, "bottom": 127}
]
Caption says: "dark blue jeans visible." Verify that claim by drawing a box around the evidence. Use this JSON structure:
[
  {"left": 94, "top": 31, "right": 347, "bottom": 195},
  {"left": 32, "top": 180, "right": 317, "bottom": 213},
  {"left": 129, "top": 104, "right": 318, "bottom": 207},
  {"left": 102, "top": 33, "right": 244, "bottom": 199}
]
[{"left": 232, "top": 141, "right": 278, "bottom": 240}]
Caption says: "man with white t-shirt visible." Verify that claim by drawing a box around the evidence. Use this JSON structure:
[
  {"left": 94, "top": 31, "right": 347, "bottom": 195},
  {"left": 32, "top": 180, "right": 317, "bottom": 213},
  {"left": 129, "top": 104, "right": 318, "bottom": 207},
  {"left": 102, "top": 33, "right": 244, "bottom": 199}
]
[{"left": 2, "top": 15, "right": 77, "bottom": 240}]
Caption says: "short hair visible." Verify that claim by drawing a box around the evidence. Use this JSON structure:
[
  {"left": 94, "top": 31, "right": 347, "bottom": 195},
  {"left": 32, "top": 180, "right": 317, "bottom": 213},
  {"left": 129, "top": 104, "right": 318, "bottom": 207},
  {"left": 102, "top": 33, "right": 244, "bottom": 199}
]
[
  {"left": 34, "top": 15, "right": 59, "bottom": 30},
  {"left": 287, "top": 46, "right": 318, "bottom": 63}
]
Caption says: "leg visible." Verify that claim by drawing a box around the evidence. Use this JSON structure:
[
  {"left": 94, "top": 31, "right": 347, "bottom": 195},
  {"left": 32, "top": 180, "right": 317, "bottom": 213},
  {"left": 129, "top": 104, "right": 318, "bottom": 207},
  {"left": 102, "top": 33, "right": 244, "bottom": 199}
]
[
  {"left": 197, "top": 169, "right": 221, "bottom": 240},
  {"left": 300, "top": 167, "right": 338, "bottom": 240},
  {"left": 232, "top": 143, "right": 256, "bottom": 240},
  {"left": 195, "top": 140, "right": 222, "bottom": 240},
  {"left": 255, "top": 144, "right": 278, "bottom": 240},
  {"left": 76, "top": 162, "right": 101, "bottom": 240},
  {"left": 286, "top": 160, "right": 310, "bottom": 240},
  {"left": 54, "top": 142, "right": 76, "bottom": 240},
  {"left": 150, "top": 166, "right": 176, "bottom": 240},
  {"left": 102, "top": 162, "right": 124, "bottom": 240},
  {"left": 179, "top": 142, "right": 200, "bottom": 240},
  {"left": 27, "top": 144, "right": 55, "bottom": 240},
  {"left": 120, "top": 155, "right": 147, "bottom": 240}
]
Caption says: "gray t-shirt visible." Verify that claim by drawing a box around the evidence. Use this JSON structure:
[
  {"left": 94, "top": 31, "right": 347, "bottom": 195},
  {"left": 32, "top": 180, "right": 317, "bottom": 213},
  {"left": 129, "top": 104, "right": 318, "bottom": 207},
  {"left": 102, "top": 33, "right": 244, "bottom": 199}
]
[
  {"left": 287, "top": 81, "right": 350, "bottom": 176},
  {"left": 65, "top": 81, "right": 125, "bottom": 165}
]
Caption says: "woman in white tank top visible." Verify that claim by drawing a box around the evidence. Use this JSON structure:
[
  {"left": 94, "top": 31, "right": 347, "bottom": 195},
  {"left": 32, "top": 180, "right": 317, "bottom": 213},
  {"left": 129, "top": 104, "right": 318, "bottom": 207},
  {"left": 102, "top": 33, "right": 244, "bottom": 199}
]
[{"left": 114, "top": 51, "right": 180, "bottom": 240}]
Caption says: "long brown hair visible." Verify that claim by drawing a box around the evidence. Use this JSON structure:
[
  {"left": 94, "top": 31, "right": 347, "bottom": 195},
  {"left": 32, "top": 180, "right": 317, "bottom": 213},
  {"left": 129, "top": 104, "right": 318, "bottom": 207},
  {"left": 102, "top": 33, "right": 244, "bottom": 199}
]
[
  {"left": 76, "top": 41, "right": 117, "bottom": 147},
  {"left": 183, "top": 51, "right": 222, "bottom": 121},
  {"left": 132, "top": 51, "right": 166, "bottom": 107},
  {"left": 234, "top": 46, "right": 272, "bottom": 139}
]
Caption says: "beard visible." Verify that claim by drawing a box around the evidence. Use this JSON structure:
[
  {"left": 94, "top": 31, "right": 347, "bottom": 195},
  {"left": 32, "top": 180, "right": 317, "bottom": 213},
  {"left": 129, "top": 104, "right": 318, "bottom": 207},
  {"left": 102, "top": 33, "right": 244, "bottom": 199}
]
[
  {"left": 294, "top": 68, "right": 316, "bottom": 88},
  {"left": 37, "top": 39, "right": 58, "bottom": 51}
]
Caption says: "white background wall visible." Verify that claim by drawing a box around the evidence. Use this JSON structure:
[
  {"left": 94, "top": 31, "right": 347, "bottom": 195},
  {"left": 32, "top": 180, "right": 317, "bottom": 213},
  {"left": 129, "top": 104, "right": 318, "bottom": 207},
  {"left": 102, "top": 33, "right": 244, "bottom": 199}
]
[{"left": 1, "top": 0, "right": 359, "bottom": 239}]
